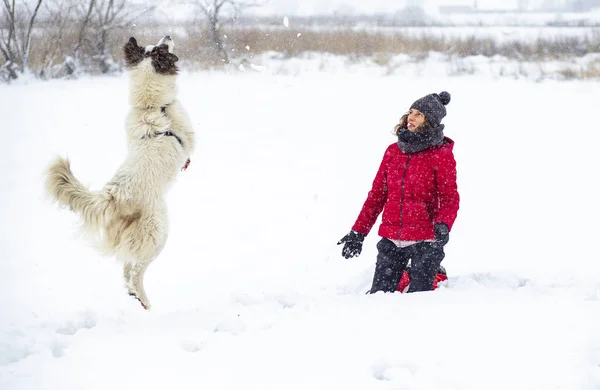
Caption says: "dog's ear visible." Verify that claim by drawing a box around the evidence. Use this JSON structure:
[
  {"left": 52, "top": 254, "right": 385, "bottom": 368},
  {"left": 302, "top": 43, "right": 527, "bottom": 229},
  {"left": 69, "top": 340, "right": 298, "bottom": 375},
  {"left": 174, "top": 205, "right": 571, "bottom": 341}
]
[{"left": 123, "top": 37, "right": 145, "bottom": 67}]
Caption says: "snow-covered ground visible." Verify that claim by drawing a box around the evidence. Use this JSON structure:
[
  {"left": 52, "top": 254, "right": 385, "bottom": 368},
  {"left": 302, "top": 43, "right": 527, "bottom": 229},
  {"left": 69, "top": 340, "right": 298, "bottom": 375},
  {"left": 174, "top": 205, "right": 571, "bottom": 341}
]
[
  {"left": 2, "top": 57, "right": 600, "bottom": 389},
  {"left": 233, "top": 51, "right": 600, "bottom": 82}
]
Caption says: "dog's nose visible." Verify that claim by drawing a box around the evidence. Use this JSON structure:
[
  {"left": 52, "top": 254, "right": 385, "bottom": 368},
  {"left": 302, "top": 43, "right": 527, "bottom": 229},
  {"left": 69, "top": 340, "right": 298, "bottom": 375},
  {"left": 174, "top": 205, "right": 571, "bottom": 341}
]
[{"left": 164, "top": 35, "right": 172, "bottom": 41}]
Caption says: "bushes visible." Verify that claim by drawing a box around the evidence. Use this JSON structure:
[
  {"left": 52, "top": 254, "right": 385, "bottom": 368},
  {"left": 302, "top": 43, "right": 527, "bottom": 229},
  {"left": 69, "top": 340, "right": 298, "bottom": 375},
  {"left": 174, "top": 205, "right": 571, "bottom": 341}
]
[{"left": 2, "top": 22, "right": 600, "bottom": 80}]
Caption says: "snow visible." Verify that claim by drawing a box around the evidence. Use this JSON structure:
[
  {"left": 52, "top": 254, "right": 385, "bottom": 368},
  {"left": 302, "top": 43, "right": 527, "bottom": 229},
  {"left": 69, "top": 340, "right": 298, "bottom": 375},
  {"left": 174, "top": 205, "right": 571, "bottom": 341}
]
[{"left": 2, "top": 56, "right": 600, "bottom": 389}]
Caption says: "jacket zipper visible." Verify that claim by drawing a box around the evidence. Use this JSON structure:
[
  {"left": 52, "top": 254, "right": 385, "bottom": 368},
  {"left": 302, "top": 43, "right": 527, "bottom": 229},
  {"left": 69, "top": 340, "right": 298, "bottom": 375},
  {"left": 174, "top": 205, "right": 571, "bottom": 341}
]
[{"left": 398, "top": 154, "right": 412, "bottom": 240}]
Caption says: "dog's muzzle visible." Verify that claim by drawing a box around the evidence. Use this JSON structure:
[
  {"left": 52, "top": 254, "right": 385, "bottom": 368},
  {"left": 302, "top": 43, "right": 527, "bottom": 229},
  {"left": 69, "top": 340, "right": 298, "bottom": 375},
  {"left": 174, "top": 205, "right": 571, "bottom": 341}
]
[{"left": 157, "top": 36, "right": 174, "bottom": 53}]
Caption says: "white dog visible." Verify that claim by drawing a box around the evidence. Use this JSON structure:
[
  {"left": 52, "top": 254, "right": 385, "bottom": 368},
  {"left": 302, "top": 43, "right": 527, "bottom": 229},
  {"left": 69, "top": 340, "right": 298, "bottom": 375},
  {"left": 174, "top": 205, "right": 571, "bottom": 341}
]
[{"left": 45, "top": 36, "right": 195, "bottom": 310}]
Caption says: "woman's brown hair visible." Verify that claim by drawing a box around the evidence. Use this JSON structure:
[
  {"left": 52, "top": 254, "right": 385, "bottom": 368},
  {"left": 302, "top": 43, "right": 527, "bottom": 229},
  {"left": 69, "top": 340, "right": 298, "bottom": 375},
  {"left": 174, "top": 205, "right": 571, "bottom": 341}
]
[{"left": 393, "top": 112, "right": 432, "bottom": 135}]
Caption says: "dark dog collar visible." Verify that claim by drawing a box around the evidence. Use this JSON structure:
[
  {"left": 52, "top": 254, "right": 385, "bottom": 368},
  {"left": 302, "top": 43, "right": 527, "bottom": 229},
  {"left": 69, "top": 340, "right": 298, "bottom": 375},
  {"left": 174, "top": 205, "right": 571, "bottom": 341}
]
[
  {"left": 157, "top": 130, "right": 183, "bottom": 146},
  {"left": 139, "top": 103, "right": 183, "bottom": 147}
]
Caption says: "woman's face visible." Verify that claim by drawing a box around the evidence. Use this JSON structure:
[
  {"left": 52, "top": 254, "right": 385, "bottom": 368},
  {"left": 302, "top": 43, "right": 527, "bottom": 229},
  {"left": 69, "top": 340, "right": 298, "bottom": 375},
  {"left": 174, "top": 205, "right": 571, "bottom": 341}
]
[{"left": 407, "top": 109, "right": 426, "bottom": 132}]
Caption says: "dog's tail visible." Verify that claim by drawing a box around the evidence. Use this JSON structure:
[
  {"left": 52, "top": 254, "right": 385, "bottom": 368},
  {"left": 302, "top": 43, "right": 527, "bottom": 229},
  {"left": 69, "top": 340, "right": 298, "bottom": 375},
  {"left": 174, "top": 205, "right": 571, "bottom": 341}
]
[{"left": 45, "top": 156, "right": 114, "bottom": 232}]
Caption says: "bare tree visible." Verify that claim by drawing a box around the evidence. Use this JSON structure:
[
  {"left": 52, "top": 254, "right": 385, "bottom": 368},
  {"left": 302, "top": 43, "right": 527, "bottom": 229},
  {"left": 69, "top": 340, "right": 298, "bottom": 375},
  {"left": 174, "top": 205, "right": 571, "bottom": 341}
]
[
  {"left": 73, "top": 0, "right": 94, "bottom": 59},
  {"left": 0, "top": 0, "right": 18, "bottom": 79},
  {"left": 0, "top": 0, "right": 43, "bottom": 80},
  {"left": 74, "top": 0, "right": 154, "bottom": 73},
  {"left": 36, "top": 0, "right": 80, "bottom": 78},
  {"left": 192, "top": 0, "right": 266, "bottom": 63},
  {"left": 22, "top": 0, "right": 42, "bottom": 69}
]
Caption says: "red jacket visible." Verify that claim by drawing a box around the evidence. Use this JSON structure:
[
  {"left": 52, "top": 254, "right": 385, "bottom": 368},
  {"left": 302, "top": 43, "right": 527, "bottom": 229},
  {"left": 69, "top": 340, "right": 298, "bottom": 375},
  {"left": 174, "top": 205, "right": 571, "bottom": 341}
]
[{"left": 352, "top": 138, "right": 459, "bottom": 241}]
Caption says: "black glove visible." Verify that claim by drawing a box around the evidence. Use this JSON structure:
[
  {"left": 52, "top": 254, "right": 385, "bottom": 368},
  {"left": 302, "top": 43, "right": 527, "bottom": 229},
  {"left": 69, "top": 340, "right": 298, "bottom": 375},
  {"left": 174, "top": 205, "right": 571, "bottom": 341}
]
[
  {"left": 434, "top": 222, "right": 450, "bottom": 247},
  {"left": 337, "top": 230, "right": 365, "bottom": 259}
]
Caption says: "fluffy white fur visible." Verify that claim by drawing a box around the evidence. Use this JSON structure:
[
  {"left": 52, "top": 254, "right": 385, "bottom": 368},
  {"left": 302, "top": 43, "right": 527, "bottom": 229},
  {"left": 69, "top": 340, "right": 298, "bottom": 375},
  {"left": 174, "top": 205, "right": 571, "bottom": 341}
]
[{"left": 45, "top": 36, "right": 195, "bottom": 310}]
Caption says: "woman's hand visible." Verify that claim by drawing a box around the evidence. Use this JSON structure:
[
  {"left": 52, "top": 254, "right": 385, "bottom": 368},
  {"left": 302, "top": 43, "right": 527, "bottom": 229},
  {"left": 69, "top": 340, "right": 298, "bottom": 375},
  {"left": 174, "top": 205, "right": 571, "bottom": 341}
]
[
  {"left": 434, "top": 222, "right": 449, "bottom": 247},
  {"left": 337, "top": 231, "right": 365, "bottom": 259}
]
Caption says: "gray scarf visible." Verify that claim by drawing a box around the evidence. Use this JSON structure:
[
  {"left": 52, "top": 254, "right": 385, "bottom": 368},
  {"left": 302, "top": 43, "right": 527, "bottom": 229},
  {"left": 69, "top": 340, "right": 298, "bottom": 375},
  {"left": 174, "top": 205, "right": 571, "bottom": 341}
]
[{"left": 397, "top": 124, "right": 445, "bottom": 153}]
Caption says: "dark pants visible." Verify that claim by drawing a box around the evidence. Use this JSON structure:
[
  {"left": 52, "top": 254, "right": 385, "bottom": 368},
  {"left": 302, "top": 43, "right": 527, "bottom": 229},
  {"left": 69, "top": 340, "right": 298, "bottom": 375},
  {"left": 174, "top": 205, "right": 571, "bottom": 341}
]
[{"left": 369, "top": 238, "right": 445, "bottom": 294}]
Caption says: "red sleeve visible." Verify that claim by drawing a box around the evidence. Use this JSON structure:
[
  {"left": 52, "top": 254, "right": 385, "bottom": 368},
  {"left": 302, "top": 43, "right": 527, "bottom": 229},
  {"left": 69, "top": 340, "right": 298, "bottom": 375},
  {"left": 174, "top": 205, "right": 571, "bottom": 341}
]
[
  {"left": 351, "top": 147, "right": 390, "bottom": 236},
  {"left": 434, "top": 147, "right": 460, "bottom": 230}
]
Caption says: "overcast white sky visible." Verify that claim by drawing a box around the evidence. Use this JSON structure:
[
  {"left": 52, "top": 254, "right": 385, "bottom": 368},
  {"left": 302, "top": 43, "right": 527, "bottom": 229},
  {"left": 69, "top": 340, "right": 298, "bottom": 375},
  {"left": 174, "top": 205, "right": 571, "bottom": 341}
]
[
  {"left": 243, "top": 0, "right": 552, "bottom": 16},
  {"left": 153, "top": 0, "right": 576, "bottom": 20}
]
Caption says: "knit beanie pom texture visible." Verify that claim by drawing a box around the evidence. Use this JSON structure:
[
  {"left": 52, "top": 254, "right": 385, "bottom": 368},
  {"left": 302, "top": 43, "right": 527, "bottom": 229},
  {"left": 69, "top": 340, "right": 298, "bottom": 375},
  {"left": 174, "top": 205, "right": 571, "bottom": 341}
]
[{"left": 438, "top": 91, "right": 451, "bottom": 106}]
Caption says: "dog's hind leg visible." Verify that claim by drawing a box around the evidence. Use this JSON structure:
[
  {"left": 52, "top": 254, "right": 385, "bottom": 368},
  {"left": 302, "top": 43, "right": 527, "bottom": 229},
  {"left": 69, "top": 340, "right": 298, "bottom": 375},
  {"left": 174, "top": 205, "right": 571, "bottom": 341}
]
[
  {"left": 127, "top": 241, "right": 165, "bottom": 310},
  {"left": 124, "top": 261, "right": 135, "bottom": 295},
  {"left": 129, "top": 257, "right": 154, "bottom": 310},
  {"left": 122, "top": 210, "right": 168, "bottom": 310}
]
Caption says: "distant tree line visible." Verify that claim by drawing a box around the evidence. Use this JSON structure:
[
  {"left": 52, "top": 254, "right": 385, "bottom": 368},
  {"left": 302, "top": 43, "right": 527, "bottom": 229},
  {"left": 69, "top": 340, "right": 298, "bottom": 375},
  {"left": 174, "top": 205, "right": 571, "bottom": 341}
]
[
  {"left": 1, "top": 0, "right": 598, "bottom": 82},
  {"left": 0, "top": 0, "right": 154, "bottom": 81},
  {"left": 566, "top": 0, "right": 600, "bottom": 11},
  {"left": 0, "top": 0, "right": 265, "bottom": 81}
]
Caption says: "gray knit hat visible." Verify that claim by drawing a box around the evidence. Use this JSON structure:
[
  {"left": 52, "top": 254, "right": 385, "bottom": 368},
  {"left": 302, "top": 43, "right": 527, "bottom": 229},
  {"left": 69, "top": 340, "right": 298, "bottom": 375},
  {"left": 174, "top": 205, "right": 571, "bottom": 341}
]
[{"left": 410, "top": 91, "right": 451, "bottom": 127}]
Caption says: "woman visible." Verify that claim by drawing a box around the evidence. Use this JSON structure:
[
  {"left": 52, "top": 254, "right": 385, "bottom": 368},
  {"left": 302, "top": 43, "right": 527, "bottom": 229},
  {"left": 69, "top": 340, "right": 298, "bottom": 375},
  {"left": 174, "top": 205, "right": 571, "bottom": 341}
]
[{"left": 338, "top": 91, "right": 459, "bottom": 293}]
